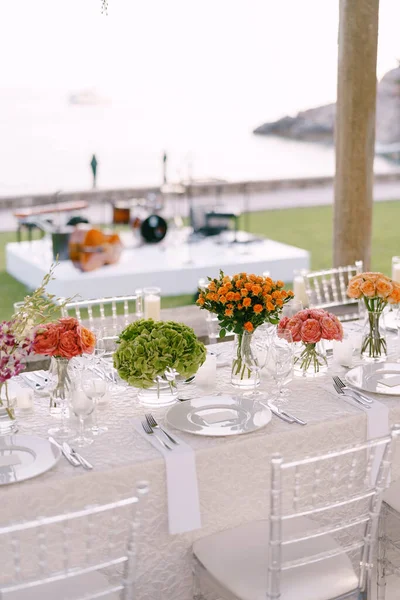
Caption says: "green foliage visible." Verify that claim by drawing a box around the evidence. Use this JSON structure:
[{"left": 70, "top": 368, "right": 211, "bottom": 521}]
[{"left": 113, "top": 319, "right": 206, "bottom": 388}]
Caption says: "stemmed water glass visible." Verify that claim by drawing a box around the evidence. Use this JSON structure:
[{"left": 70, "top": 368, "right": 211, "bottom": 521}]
[
  {"left": 265, "top": 330, "right": 294, "bottom": 403},
  {"left": 241, "top": 329, "right": 269, "bottom": 398},
  {"left": 92, "top": 328, "right": 106, "bottom": 365},
  {"left": 81, "top": 370, "right": 108, "bottom": 435},
  {"left": 282, "top": 300, "right": 303, "bottom": 318},
  {"left": 69, "top": 382, "right": 95, "bottom": 447}
]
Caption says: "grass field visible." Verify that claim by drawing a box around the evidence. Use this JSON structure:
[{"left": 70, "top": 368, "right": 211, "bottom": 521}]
[{"left": 1, "top": 200, "right": 399, "bottom": 321}]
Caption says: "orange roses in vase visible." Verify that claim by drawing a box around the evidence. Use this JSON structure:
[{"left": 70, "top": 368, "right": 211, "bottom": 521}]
[
  {"left": 347, "top": 272, "right": 400, "bottom": 361},
  {"left": 197, "top": 271, "right": 294, "bottom": 387},
  {"left": 33, "top": 317, "right": 96, "bottom": 437}
]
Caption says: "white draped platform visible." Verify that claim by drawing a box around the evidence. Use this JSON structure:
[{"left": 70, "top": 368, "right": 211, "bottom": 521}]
[{"left": 5, "top": 229, "right": 309, "bottom": 299}]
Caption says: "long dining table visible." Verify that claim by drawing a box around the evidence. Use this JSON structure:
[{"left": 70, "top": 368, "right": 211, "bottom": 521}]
[{"left": 2, "top": 320, "right": 400, "bottom": 600}]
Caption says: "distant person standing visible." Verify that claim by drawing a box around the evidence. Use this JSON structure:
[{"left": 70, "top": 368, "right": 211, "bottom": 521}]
[
  {"left": 162, "top": 151, "right": 168, "bottom": 184},
  {"left": 90, "top": 154, "right": 98, "bottom": 188}
]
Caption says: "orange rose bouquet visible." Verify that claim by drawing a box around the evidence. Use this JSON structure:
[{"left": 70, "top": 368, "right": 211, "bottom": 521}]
[
  {"left": 347, "top": 272, "right": 400, "bottom": 360},
  {"left": 33, "top": 318, "right": 96, "bottom": 424},
  {"left": 33, "top": 317, "right": 96, "bottom": 359},
  {"left": 197, "top": 271, "right": 293, "bottom": 385}
]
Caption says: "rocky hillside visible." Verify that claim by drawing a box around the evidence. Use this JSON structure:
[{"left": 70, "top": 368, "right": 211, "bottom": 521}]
[{"left": 254, "top": 66, "right": 400, "bottom": 146}]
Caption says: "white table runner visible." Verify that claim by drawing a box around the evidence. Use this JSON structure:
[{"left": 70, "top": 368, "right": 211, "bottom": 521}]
[{"left": 133, "top": 418, "right": 201, "bottom": 535}]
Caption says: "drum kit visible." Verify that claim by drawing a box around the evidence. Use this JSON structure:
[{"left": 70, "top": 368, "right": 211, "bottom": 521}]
[{"left": 111, "top": 194, "right": 169, "bottom": 244}]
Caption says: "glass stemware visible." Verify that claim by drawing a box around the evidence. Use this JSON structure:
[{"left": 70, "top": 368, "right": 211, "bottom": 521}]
[
  {"left": 81, "top": 370, "right": 108, "bottom": 435},
  {"left": 92, "top": 328, "right": 106, "bottom": 364},
  {"left": 69, "top": 382, "right": 95, "bottom": 447},
  {"left": 241, "top": 329, "right": 269, "bottom": 399},
  {"left": 282, "top": 299, "right": 303, "bottom": 318},
  {"left": 265, "top": 330, "right": 294, "bottom": 403}
]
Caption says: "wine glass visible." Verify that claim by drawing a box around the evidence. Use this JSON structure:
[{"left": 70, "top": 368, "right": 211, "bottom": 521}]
[
  {"left": 265, "top": 330, "right": 294, "bottom": 403},
  {"left": 241, "top": 329, "right": 269, "bottom": 398},
  {"left": 282, "top": 300, "right": 303, "bottom": 318},
  {"left": 69, "top": 382, "right": 95, "bottom": 447},
  {"left": 92, "top": 328, "right": 106, "bottom": 365},
  {"left": 81, "top": 370, "right": 108, "bottom": 435}
]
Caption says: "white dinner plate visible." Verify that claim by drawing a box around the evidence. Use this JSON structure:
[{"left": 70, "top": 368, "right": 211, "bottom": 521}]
[
  {"left": 0, "top": 435, "right": 61, "bottom": 485},
  {"left": 345, "top": 363, "right": 400, "bottom": 396},
  {"left": 166, "top": 395, "right": 272, "bottom": 436}
]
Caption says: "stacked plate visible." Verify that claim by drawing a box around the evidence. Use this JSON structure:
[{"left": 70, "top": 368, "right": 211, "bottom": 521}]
[
  {"left": 0, "top": 435, "right": 61, "bottom": 485},
  {"left": 166, "top": 395, "right": 271, "bottom": 437},
  {"left": 345, "top": 363, "right": 400, "bottom": 396}
]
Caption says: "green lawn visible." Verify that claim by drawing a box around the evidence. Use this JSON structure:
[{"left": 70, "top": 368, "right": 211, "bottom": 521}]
[{"left": 1, "top": 200, "right": 399, "bottom": 321}]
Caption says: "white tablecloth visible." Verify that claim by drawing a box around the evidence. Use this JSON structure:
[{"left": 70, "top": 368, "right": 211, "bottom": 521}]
[{"left": 2, "top": 321, "right": 400, "bottom": 600}]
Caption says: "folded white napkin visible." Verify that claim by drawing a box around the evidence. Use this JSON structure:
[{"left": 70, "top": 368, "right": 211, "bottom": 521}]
[{"left": 133, "top": 418, "right": 201, "bottom": 535}]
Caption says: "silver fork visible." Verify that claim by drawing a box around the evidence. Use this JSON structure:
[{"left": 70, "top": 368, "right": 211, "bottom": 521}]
[
  {"left": 141, "top": 420, "right": 172, "bottom": 451},
  {"left": 145, "top": 413, "right": 179, "bottom": 445},
  {"left": 333, "top": 375, "right": 373, "bottom": 404},
  {"left": 332, "top": 380, "right": 371, "bottom": 409}
]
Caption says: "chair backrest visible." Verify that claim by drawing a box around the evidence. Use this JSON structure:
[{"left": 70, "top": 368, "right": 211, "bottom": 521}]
[
  {"left": 60, "top": 293, "right": 143, "bottom": 331},
  {"left": 266, "top": 428, "right": 399, "bottom": 600},
  {"left": 304, "top": 261, "right": 363, "bottom": 320},
  {"left": 0, "top": 482, "right": 148, "bottom": 600}
]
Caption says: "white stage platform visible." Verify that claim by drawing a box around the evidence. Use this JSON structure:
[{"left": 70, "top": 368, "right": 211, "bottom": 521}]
[{"left": 6, "top": 230, "right": 310, "bottom": 299}]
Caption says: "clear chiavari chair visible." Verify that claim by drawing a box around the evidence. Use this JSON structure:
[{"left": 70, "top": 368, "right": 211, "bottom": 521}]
[
  {"left": 304, "top": 260, "right": 363, "bottom": 321},
  {"left": 377, "top": 480, "right": 400, "bottom": 599},
  {"left": 0, "top": 481, "right": 148, "bottom": 600},
  {"left": 192, "top": 428, "right": 400, "bottom": 600},
  {"left": 60, "top": 292, "right": 143, "bottom": 335}
]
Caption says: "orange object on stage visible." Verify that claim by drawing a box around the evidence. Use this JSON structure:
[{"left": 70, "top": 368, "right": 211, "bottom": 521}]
[{"left": 69, "top": 227, "right": 123, "bottom": 272}]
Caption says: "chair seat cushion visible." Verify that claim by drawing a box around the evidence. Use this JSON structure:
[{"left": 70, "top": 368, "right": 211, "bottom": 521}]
[
  {"left": 193, "top": 517, "right": 359, "bottom": 600},
  {"left": 384, "top": 479, "right": 400, "bottom": 513}
]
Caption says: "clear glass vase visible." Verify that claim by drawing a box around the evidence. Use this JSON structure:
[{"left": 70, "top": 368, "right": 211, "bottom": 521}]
[
  {"left": 48, "top": 356, "right": 72, "bottom": 438},
  {"left": 0, "top": 382, "right": 18, "bottom": 435},
  {"left": 361, "top": 311, "right": 387, "bottom": 362},
  {"left": 231, "top": 332, "right": 260, "bottom": 388},
  {"left": 137, "top": 368, "right": 178, "bottom": 407},
  {"left": 293, "top": 340, "right": 328, "bottom": 377}
]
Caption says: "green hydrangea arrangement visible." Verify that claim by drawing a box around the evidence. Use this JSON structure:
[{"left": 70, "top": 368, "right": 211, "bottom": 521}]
[{"left": 113, "top": 319, "right": 206, "bottom": 388}]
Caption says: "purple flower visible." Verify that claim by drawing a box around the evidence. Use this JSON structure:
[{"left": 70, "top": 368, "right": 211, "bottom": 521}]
[{"left": 0, "top": 320, "right": 34, "bottom": 382}]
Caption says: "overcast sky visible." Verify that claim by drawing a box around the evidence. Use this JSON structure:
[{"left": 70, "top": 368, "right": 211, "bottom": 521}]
[{"left": 1, "top": 0, "right": 399, "bottom": 120}]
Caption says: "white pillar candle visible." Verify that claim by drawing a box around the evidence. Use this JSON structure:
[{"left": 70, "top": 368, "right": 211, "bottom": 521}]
[
  {"left": 16, "top": 388, "right": 34, "bottom": 411},
  {"left": 392, "top": 258, "right": 400, "bottom": 283},
  {"left": 332, "top": 338, "right": 354, "bottom": 367},
  {"left": 195, "top": 352, "right": 217, "bottom": 390},
  {"left": 144, "top": 295, "right": 161, "bottom": 320},
  {"left": 293, "top": 272, "right": 309, "bottom": 308}
]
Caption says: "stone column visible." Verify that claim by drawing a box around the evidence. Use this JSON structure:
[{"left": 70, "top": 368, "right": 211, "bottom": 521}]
[{"left": 333, "top": 0, "right": 379, "bottom": 269}]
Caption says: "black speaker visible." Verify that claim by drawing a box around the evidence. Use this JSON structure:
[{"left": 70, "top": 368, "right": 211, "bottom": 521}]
[{"left": 140, "top": 215, "right": 168, "bottom": 243}]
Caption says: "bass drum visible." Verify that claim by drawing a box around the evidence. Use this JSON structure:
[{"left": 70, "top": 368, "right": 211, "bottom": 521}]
[{"left": 140, "top": 214, "right": 168, "bottom": 243}]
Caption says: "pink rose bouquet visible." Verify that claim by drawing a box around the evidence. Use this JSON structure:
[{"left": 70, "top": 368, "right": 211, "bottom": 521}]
[
  {"left": 278, "top": 308, "right": 343, "bottom": 374},
  {"left": 33, "top": 318, "right": 96, "bottom": 359}
]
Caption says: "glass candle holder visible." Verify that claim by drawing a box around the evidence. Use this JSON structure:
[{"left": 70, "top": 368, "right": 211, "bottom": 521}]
[
  {"left": 144, "top": 287, "right": 161, "bottom": 320},
  {"left": 293, "top": 269, "right": 309, "bottom": 308},
  {"left": 135, "top": 288, "right": 144, "bottom": 318},
  {"left": 392, "top": 257, "right": 400, "bottom": 283}
]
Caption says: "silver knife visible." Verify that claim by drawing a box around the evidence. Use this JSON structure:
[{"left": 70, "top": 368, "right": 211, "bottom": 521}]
[
  {"left": 268, "top": 403, "right": 307, "bottom": 425},
  {"left": 267, "top": 404, "right": 295, "bottom": 423},
  {"left": 49, "top": 437, "right": 80, "bottom": 466},
  {"left": 21, "top": 373, "right": 44, "bottom": 390},
  {"left": 63, "top": 442, "right": 93, "bottom": 470},
  {"left": 33, "top": 371, "right": 49, "bottom": 384}
]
